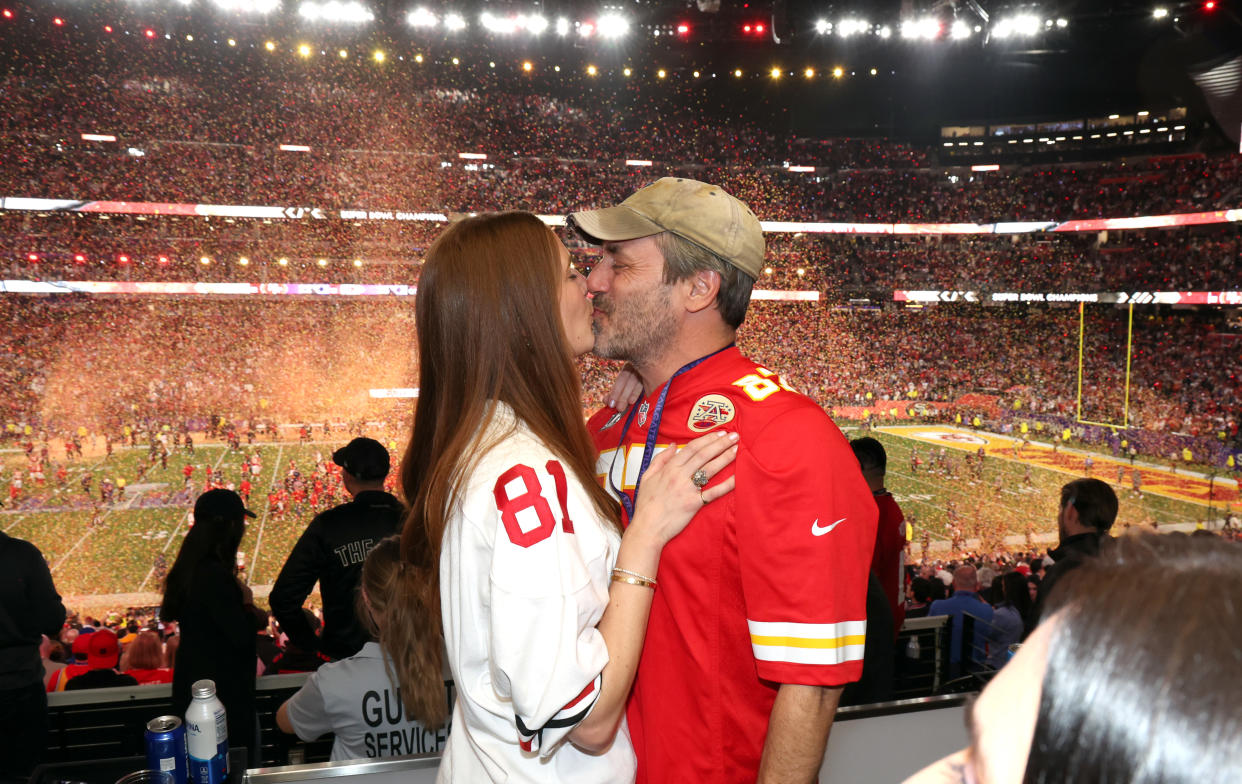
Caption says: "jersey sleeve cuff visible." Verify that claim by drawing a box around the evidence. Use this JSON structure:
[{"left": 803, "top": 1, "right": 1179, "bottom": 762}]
[
  {"left": 514, "top": 673, "right": 602, "bottom": 754},
  {"left": 748, "top": 619, "right": 867, "bottom": 677}
]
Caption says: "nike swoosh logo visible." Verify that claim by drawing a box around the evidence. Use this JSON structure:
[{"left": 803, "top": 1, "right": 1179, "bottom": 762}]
[{"left": 811, "top": 517, "right": 847, "bottom": 536}]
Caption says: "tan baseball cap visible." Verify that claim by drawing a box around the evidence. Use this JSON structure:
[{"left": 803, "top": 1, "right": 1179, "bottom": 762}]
[{"left": 569, "top": 178, "right": 764, "bottom": 279}]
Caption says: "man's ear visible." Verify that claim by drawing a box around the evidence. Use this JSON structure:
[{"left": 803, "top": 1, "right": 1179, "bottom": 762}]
[{"left": 684, "top": 269, "right": 721, "bottom": 314}]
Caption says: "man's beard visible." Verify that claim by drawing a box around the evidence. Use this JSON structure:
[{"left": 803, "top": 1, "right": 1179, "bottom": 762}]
[{"left": 591, "top": 284, "right": 679, "bottom": 366}]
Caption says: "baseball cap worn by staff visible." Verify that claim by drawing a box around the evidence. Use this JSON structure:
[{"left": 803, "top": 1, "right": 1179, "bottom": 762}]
[
  {"left": 568, "top": 177, "right": 765, "bottom": 279},
  {"left": 194, "top": 488, "right": 256, "bottom": 522},
  {"left": 332, "top": 437, "right": 390, "bottom": 481},
  {"left": 85, "top": 628, "right": 121, "bottom": 670}
]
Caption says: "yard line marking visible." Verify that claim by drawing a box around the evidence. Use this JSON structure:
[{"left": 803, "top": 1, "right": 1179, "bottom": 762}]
[
  {"left": 246, "top": 444, "right": 284, "bottom": 585},
  {"left": 136, "top": 446, "right": 231, "bottom": 591}
]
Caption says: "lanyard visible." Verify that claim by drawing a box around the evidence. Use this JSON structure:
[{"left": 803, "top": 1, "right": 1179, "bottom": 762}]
[{"left": 608, "top": 345, "right": 733, "bottom": 520}]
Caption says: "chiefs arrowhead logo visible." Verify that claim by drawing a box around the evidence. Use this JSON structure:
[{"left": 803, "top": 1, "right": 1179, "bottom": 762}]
[{"left": 687, "top": 394, "right": 736, "bottom": 433}]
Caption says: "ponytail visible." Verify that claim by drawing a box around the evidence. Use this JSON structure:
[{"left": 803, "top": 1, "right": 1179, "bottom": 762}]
[{"left": 359, "top": 536, "right": 448, "bottom": 729}]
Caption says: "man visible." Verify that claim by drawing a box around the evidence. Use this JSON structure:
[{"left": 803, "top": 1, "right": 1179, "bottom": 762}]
[
  {"left": 63, "top": 628, "right": 138, "bottom": 690},
  {"left": 269, "top": 437, "right": 403, "bottom": 662},
  {"left": 571, "top": 178, "right": 877, "bottom": 783},
  {"left": 850, "top": 436, "right": 906, "bottom": 637},
  {"left": 1034, "top": 477, "right": 1118, "bottom": 621},
  {"left": 928, "top": 564, "right": 996, "bottom": 678},
  {"left": 0, "top": 529, "right": 66, "bottom": 780}
]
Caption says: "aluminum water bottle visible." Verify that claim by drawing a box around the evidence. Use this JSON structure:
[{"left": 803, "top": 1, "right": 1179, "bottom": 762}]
[{"left": 185, "top": 679, "right": 229, "bottom": 784}]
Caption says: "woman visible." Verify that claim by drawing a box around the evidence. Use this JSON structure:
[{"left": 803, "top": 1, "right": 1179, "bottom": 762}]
[
  {"left": 120, "top": 630, "right": 173, "bottom": 684},
  {"left": 276, "top": 536, "right": 444, "bottom": 760},
  {"left": 985, "top": 571, "right": 1032, "bottom": 669},
  {"left": 161, "top": 488, "right": 260, "bottom": 752},
  {"left": 905, "top": 531, "right": 1242, "bottom": 784},
  {"left": 400, "top": 212, "right": 737, "bottom": 783}
]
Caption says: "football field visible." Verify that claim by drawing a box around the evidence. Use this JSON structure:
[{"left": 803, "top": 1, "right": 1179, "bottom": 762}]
[
  {"left": 3, "top": 426, "right": 1235, "bottom": 614},
  {"left": 868, "top": 425, "right": 1237, "bottom": 559},
  {"left": 1, "top": 438, "right": 367, "bottom": 614}
]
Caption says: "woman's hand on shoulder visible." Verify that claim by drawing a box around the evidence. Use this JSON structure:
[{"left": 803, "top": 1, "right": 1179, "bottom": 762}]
[{"left": 629, "top": 430, "right": 738, "bottom": 547}]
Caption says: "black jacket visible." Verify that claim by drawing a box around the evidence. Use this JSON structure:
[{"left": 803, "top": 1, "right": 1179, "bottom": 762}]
[
  {"left": 1035, "top": 531, "right": 1103, "bottom": 623},
  {"left": 171, "top": 557, "right": 259, "bottom": 749},
  {"left": 268, "top": 490, "right": 404, "bottom": 660},
  {"left": 0, "top": 531, "right": 66, "bottom": 691}
]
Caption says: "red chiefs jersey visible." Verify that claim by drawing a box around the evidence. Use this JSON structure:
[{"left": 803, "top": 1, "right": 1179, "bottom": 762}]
[{"left": 588, "top": 347, "right": 877, "bottom": 784}]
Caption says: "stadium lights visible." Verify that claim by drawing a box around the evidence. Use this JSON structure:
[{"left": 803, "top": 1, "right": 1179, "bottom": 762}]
[
  {"left": 200, "top": 256, "right": 212, "bottom": 265},
  {"left": 577, "top": 21, "right": 597, "bottom": 38},
  {"left": 338, "top": 48, "right": 348, "bottom": 57},
  {"left": 832, "top": 66, "right": 844, "bottom": 78},
  {"left": 950, "top": 20, "right": 972, "bottom": 39},
  {"left": 317, "top": 258, "right": 328, "bottom": 267},
  {"left": 278, "top": 257, "right": 289, "bottom": 266},
  {"left": 522, "top": 60, "right": 532, "bottom": 71},
  {"left": 298, "top": 1, "right": 375, "bottom": 23},
  {"left": 74, "top": 254, "right": 86, "bottom": 263},
  {"left": 279, "top": 144, "right": 311, "bottom": 151},
  {"left": 480, "top": 12, "right": 517, "bottom": 34},
  {"left": 298, "top": 43, "right": 312, "bottom": 56},
  {"left": 211, "top": 0, "right": 280, "bottom": 12},
  {"left": 353, "top": 259, "right": 363, "bottom": 268},
  {"left": 901, "top": 18, "right": 940, "bottom": 40},
  {"left": 657, "top": 68, "right": 667, "bottom": 78},
  {"left": 676, "top": 23, "right": 689, "bottom": 35},
  {"left": 524, "top": 14, "right": 548, "bottom": 34},
  {"left": 733, "top": 68, "right": 743, "bottom": 77},
  {"left": 444, "top": 12, "right": 466, "bottom": 31},
  {"left": 373, "top": 50, "right": 384, "bottom": 62},
  {"left": 407, "top": 7, "right": 437, "bottom": 27},
  {"left": 804, "top": 67, "right": 814, "bottom": 78},
  {"left": 2, "top": 9, "right": 13, "bottom": 19},
  {"left": 837, "top": 19, "right": 868, "bottom": 37},
  {"left": 623, "top": 67, "right": 632, "bottom": 76},
  {"left": 586, "top": 64, "right": 598, "bottom": 75},
  {"left": 450, "top": 56, "right": 460, "bottom": 65},
  {"left": 555, "top": 17, "right": 570, "bottom": 35},
  {"left": 596, "top": 13, "right": 630, "bottom": 37},
  {"left": 692, "top": 70, "right": 700, "bottom": 78},
  {"left": 769, "top": 67, "right": 781, "bottom": 79},
  {"left": 238, "top": 256, "right": 250, "bottom": 266},
  {"left": 814, "top": 19, "right": 832, "bottom": 34},
  {"left": 1153, "top": 7, "right": 1169, "bottom": 17},
  {"left": 265, "top": 40, "right": 276, "bottom": 50},
  {"left": 877, "top": 25, "right": 892, "bottom": 38},
  {"left": 157, "top": 255, "right": 170, "bottom": 265},
  {"left": 993, "top": 14, "right": 1040, "bottom": 38},
  {"left": 81, "top": 133, "right": 117, "bottom": 142}
]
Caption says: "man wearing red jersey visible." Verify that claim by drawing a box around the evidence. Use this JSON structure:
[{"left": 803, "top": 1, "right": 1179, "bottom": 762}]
[{"left": 570, "top": 178, "right": 877, "bottom": 784}]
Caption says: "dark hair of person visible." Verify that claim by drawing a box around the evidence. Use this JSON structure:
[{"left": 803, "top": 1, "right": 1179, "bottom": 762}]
[
  {"left": 850, "top": 436, "right": 888, "bottom": 474},
  {"left": 910, "top": 577, "right": 934, "bottom": 604},
  {"left": 357, "top": 536, "right": 448, "bottom": 729},
  {"left": 160, "top": 502, "right": 245, "bottom": 622},
  {"left": 654, "top": 231, "right": 754, "bottom": 329},
  {"left": 400, "top": 212, "right": 622, "bottom": 719},
  {"left": 1024, "top": 532, "right": 1242, "bottom": 784},
  {"left": 998, "top": 570, "right": 1035, "bottom": 637},
  {"left": 1058, "top": 477, "right": 1118, "bottom": 533}
]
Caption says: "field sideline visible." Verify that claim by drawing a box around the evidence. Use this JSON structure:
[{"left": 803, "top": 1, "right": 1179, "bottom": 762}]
[{"left": 3, "top": 426, "right": 1235, "bottom": 615}]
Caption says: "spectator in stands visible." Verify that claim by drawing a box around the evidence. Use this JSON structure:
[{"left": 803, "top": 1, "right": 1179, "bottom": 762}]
[
  {"left": 269, "top": 437, "right": 404, "bottom": 662},
  {"left": 47, "top": 632, "right": 92, "bottom": 691},
  {"left": 1035, "top": 478, "right": 1118, "bottom": 622},
  {"left": 851, "top": 436, "right": 907, "bottom": 637},
  {"left": 40, "top": 634, "right": 66, "bottom": 686},
  {"left": 904, "top": 577, "right": 935, "bottom": 619},
  {"left": 120, "top": 630, "right": 173, "bottom": 685},
  {"left": 161, "top": 489, "right": 262, "bottom": 753},
  {"left": 905, "top": 531, "right": 1242, "bottom": 784},
  {"left": 277, "top": 536, "right": 447, "bottom": 761},
  {"left": 0, "top": 530, "right": 66, "bottom": 781},
  {"left": 986, "top": 572, "right": 1030, "bottom": 669},
  {"left": 928, "top": 565, "right": 997, "bottom": 678},
  {"left": 65, "top": 628, "right": 139, "bottom": 690}
]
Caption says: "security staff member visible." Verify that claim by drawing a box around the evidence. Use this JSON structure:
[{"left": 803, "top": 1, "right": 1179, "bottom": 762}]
[{"left": 270, "top": 438, "right": 404, "bottom": 661}]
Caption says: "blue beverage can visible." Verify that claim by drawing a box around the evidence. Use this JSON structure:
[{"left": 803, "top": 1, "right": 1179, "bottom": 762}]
[{"left": 145, "top": 715, "right": 189, "bottom": 784}]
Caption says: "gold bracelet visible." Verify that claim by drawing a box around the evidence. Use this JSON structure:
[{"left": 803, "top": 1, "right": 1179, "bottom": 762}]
[
  {"left": 611, "top": 571, "right": 657, "bottom": 590},
  {"left": 612, "top": 567, "right": 658, "bottom": 586}
]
